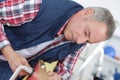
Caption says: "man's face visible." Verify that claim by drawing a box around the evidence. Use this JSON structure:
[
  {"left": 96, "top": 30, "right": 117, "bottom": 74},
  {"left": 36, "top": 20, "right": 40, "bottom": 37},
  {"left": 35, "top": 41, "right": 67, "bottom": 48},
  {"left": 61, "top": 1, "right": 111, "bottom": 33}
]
[{"left": 63, "top": 9, "right": 107, "bottom": 44}]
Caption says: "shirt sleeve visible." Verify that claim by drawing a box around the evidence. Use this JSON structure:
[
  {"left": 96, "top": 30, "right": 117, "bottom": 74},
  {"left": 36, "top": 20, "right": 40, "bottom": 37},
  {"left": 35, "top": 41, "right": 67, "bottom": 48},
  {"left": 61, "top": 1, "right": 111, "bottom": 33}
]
[
  {"left": 53, "top": 45, "right": 85, "bottom": 80},
  {"left": 0, "top": 23, "right": 10, "bottom": 49},
  {"left": 0, "top": 0, "right": 41, "bottom": 49}
]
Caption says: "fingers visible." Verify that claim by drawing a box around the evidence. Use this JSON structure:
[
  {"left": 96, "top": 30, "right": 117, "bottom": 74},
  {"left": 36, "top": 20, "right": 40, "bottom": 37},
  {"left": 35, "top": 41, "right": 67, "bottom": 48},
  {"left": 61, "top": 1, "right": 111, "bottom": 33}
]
[
  {"left": 23, "top": 60, "right": 31, "bottom": 68},
  {"left": 13, "top": 59, "right": 32, "bottom": 76},
  {"left": 47, "top": 71, "right": 62, "bottom": 80},
  {"left": 48, "top": 71, "right": 55, "bottom": 76},
  {"left": 7, "top": 52, "right": 32, "bottom": 76},
  {"left": 19, "top": 61, "right": 32, "bottom": 76}
]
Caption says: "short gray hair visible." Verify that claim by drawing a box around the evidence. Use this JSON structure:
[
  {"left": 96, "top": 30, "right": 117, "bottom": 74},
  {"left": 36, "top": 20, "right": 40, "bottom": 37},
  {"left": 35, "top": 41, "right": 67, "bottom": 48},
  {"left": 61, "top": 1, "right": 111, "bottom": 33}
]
[{"left": 89, "top": 7, "right": 116, "bottom": 40}]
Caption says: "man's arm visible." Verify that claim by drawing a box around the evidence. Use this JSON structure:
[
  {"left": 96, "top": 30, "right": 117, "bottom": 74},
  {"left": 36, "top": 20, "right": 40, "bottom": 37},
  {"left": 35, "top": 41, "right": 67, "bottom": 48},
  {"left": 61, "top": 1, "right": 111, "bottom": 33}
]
[
  {"left": 53, "top": 45, "right": 85, "bottom": 80},
  {"left": 0, "top": 0, "right": 41, "bottom": 75},
  {"left": 1, "top": 45, "right": 31, "bottom": 75}
]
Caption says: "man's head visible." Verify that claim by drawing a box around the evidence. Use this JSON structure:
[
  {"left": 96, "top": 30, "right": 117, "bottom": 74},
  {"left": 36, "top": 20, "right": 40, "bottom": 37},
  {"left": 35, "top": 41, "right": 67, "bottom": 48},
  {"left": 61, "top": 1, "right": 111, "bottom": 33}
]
[{"left": 63, "top": 7, "right": 116, "bottom": 44}]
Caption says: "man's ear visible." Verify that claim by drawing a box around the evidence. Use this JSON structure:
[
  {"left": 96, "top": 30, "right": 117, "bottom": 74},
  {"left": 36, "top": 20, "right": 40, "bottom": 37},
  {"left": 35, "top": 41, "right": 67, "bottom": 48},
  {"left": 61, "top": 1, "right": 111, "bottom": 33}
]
[{"left": 84, "top": 8, "right": 94, "bottom": 16}]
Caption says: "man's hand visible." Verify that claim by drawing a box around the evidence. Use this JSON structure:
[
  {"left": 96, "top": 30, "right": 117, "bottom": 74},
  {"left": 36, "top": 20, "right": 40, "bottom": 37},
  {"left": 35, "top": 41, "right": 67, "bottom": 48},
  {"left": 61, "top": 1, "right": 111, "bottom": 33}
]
[
  {"left": 8, "top": 52, "right": 31, "bottom": 75},
  {"left": 48, "top": 71, "right": 62, "bottom": 80},
  {"left": 1, "top": 45, "right": 31, "bottom": 76},
  {"left": 27, "top": 61, "right": 61, "bottom": 80}
]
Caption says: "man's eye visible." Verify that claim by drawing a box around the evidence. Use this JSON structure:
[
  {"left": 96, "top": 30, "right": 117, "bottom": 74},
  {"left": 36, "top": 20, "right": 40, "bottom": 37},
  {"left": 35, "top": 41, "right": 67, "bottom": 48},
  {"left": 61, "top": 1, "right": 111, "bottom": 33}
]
[
  {"left": 85, "top": 30, "right": 90, "bottom": 39},
  {"left": 86, "top": 40, "right": 89, "bottom": 43},
  {"left": 86, "top": 40, "right": 91, "bottom": 43}
]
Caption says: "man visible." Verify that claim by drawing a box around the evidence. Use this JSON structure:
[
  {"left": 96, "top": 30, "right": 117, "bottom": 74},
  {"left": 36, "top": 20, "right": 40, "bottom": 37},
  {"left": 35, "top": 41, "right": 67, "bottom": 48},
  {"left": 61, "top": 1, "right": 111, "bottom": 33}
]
[{"left": 0, "top": 0, "right": 116, "bottom": 80}]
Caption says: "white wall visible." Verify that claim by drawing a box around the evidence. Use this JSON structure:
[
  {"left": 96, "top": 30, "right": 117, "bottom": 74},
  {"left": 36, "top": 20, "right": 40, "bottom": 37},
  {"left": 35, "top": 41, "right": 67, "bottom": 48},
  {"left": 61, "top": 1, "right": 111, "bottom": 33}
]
[{"left": 73, "top": 0, "right": 120, "bottom": 37}]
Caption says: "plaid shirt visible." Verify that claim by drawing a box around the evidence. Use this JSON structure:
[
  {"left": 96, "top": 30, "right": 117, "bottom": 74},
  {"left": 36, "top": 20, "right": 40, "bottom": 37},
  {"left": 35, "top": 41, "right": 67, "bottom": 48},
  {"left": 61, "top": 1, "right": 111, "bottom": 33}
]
[
  {"left": 0, "top": 0, "right": 41, "bottom": 49},
  {"left": 54, "top": 45, "right": 85, "bottom": 80},
  {"left": 0, "top": 0, "right": 85, "bottom": 79}
]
